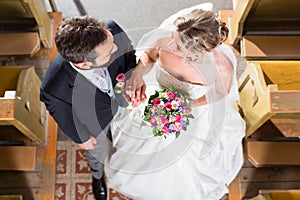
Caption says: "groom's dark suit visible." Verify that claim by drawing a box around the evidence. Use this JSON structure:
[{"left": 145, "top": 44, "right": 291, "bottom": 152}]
[{"left": 40, "top": 20, "right": 136, "bottom": 144}]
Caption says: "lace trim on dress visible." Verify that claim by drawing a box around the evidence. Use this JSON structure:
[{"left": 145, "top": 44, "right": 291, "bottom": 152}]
[{"left": 156, "top": 65, "right": 209, "bottom": 100}]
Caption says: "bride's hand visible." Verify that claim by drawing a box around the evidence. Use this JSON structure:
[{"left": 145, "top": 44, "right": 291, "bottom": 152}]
[{"left": 124, "top": 71, "right": 147, "bottom": 107}]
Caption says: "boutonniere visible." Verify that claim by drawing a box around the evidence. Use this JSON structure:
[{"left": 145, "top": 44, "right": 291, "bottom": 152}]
[{"left": 114, "top": 73, "right": 125, "bottom": 94}]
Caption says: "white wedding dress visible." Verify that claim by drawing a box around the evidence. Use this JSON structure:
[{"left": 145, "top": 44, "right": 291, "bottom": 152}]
[
  {"left": 106, "top": 3, "right": 245, "bottom": 199},
  {"left": 106, "top": 43, "right": 245, "bottom": 199}
]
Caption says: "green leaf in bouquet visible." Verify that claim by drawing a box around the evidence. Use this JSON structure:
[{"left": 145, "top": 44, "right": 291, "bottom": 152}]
[
  {"left": 175, "top": 132, "right": 180, "bottom": 138},
  {"left": 148, "top": 91, "right": 159, "bottom": 103},
  {"left": 153, "top": 129, "right": 162, "bottom": 137},
  {"left": 143, "top": 115, "right": 150, "bottom": 122},
  {"left": 186, "top": 118, "right": 190, "bottom": 125},
  {"left": 144, "top": 105, "right": 150, "bottom": 114}
]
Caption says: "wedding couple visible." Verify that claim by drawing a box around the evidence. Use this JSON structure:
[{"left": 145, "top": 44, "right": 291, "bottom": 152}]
[{"left": 40, "top": 3, "right": 245, "bottom": 200}]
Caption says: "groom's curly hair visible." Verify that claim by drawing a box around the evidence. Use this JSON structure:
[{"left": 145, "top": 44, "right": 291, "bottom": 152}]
[
  {"left": 174, "top": 9, "right": 229, "bottom": 53},
  {"left": 55, "top": 16, "right": 108, "bottom": 63}
]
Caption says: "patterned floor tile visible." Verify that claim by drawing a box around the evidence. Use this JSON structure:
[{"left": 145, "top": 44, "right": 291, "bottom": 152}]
[
  {"left": 56, "top": 141, "right": 134, "bottom": 200},
  {"left": 56, "top": 141, "right": 95, "bottom": 200}
]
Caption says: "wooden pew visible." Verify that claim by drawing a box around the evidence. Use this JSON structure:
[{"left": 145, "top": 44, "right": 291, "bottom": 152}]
[
  {"left": 227, "top": 0, "right": 300, "bottom": 199},
  {"left": 229, "top": 0, "right": 300, "bottom": 62},
  {"left": 0, "top": 66, "right": 47, "bottom": 144},
  {"left": 0, "top": 0, "right": 53, "bottom": 58}
]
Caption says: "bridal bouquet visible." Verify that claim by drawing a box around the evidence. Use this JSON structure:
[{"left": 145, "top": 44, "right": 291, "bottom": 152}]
[{"left": 143, "top": 87, "right": 194, "bottom": 138}]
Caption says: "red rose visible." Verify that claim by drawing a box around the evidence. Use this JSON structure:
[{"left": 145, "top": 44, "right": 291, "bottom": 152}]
[
  {"left": 116, "top": 73, "right": 125, "bottom": 82},
  {"left": 152, "top": 98, "right": 161, "bottom": 107},
  {"left": 164, "top": 102, "right": 172, "bottom": 110}
]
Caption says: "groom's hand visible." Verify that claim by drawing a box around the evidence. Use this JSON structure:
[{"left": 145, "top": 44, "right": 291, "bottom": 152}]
[
  {"left": 78, "top": 136, "right": 97, "bottom": 150},
  {"left": 124, "top": 72, "right": 147, "bottom": 107},
  {"left": 124, "top": 83, "right": 146, "bottom": 107}
]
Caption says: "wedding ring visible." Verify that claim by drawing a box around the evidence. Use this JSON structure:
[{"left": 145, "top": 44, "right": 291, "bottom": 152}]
[{"left": 127, "top": 85, "right": 133, "bottom": 88}]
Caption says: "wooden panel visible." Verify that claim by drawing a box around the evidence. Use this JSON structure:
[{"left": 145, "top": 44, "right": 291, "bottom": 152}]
[
  {"left": 0, "top": 188, "right": 40, "bottom": 200},
  {"left": 270, "top": 91, "right": 300, "bottom": 113},
  {"left": 0, "top": 33, "right": 40, "bottom": 56},
  {"left": 270, "top": 119, "right": 300, "bottom": 137},
  {"left": 238, "top": 61, "right": 300, "bottom": 137},
  {"left": 238, "top": 62, "right": 273, "bottom": 137},
  {"left": 22, "top": 0, "right": 52, "bottom": 48},
  {"left": 240, "top": 167, "right": 300, "bottom": 183},
  {"left": 0, "top": 66, "right": 47, "bottom": 144},
  {"left": 265, "top": 190, "right": 300, "bottom": 200},
  {"left": 249, "top": 190, "right": 300, "bottom": 200},
  {"left": 0, "top": 67, "right": 22, "bottom": 97},
  {"left": 232, "top": 0, "right": 239, "bottom": 10},
  {"left": 242, "top": 181, "right": 300, "bottom": 199},
  {"left": 259, "top": 61, "right": 300, "bottom": 90},
  {"left": 241, "top": 36, "right": 300, "bottom": 59},
  {"left": 229, "top": 0, "right": 255, "bottom": 46},
  {"left": 0, "top": 0, "right": 51, "bottom": 48},
  {"left": 0, "top": 114, "right": 58, "bottom": 199},
  {"left": 218, "top": 10, "right": 241, "bottom": 57},
  {"left": 0, "top": 146, "right": 36, "bottom": 170},
  {"left": 0, "top": 172, "right": 40, "bottom": 188},
  {"left": 36, "top": 114, "right": 58, "bottom": 200},
  {"left": 249, "top": 194, "right": 272, "bottom": 200},
  {"left": 229, "top": 174, "right": 242, "bottom": 200},
  {"left": 229, "top": 0, "right": 300, "bottom": 46},
  {"left": 0, "top": 99, "right": 15, "bottom": 120},
  {"left": 234, "top": 155, "right": 300, "bottom": 199},
  {"left": 0, "top": 12, "right": 61, "bottom": 200},
  {"left": 246, "top": 140, "right": 300, "bottom": 167},
  {"left": 0, "top": 195, "right": 23, "bottom": 200}
]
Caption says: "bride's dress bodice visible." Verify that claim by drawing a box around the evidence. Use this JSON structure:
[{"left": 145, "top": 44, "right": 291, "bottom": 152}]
[{"left": 156, "top": 66, "right": 209, "bottom": 100}]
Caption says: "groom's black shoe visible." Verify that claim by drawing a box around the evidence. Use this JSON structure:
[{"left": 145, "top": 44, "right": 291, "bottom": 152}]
[{"left": 92, "top": 176, "right": 107, "bottom": 200}]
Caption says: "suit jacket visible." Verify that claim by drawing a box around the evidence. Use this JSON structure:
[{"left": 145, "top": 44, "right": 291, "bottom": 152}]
[{"left": 40, "top": 20, "right": 136, "bottom": 143}]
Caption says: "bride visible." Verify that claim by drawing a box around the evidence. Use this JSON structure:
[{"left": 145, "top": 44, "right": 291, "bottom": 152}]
[{"left": 106, "top": 3, "right": 245, "bottom": 200}]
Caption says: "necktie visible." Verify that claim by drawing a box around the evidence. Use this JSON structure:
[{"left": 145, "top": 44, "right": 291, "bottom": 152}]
[{"left": 94, "top": 68, "right": 109, "bottom": 92}]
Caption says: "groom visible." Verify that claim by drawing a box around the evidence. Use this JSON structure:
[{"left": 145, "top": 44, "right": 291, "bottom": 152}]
[{"left": 40, "top": 16, "right": 136, "bottom": 199}]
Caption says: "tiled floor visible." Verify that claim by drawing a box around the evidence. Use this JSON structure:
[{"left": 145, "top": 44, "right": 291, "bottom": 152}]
[
  {"left": 55, "top": 141, "right": 133, "bottom": 200},
  {"left": 55, "top": 140, "right": 229, "bottom": 200},
  {"left": 55, "top": 141, "right": 95, "bottom": 200}
]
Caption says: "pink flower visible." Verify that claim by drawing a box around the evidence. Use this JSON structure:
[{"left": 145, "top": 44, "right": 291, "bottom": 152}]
[
  {"left": 164, "top": 102, "right": 172, "bottom": 110},
  {"left": 116, "top": 73, "right": 125, "bottom": 82},
  {"left": 160, "top": 116, "right": 169, "bottom": 124},
  {"left": 149, "top": 117, "right": 157, "bottom": 125},
  {"left": 161, "top": 125, "right": 170, "bottom": 133},
  {"left": 166, "top": 92, "right": 175, "bottom": 99},
  {"left": 185, "top": 108, "right": 191, "bottom": 114},
  {"left": 175, "top": 123, "right": 182, "bottom": 131},
  {"left": 152, "top": 98, "right": 161, "bottom": 107},
  {"left": 175, "top": 115, "right": 182, "bottom": 123}
]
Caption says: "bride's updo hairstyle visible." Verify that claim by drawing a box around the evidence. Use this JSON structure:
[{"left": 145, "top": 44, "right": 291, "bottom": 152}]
[{"left": 173, "top": 9, "right": 229, "bottom": 53}]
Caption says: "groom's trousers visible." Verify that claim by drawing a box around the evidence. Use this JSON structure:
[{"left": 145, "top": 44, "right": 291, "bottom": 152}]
[{"left": 85, "top": 125, "right": 111, "bottom": 179}]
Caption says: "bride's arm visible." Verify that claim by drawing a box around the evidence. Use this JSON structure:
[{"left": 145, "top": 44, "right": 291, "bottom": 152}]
[
  {"left": 124, "top": 40, "right": 161, "bottom": 106},
  {"left": 133, "top": 47, "right": 159, "bottom": 76},
  {"left": 132, "top": 36, "right": 167, "bottom": 76}
]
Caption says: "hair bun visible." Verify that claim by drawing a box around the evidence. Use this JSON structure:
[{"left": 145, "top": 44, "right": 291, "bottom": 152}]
[{"left": 219, "top": 22, "right": 229, "bottom": 43}]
